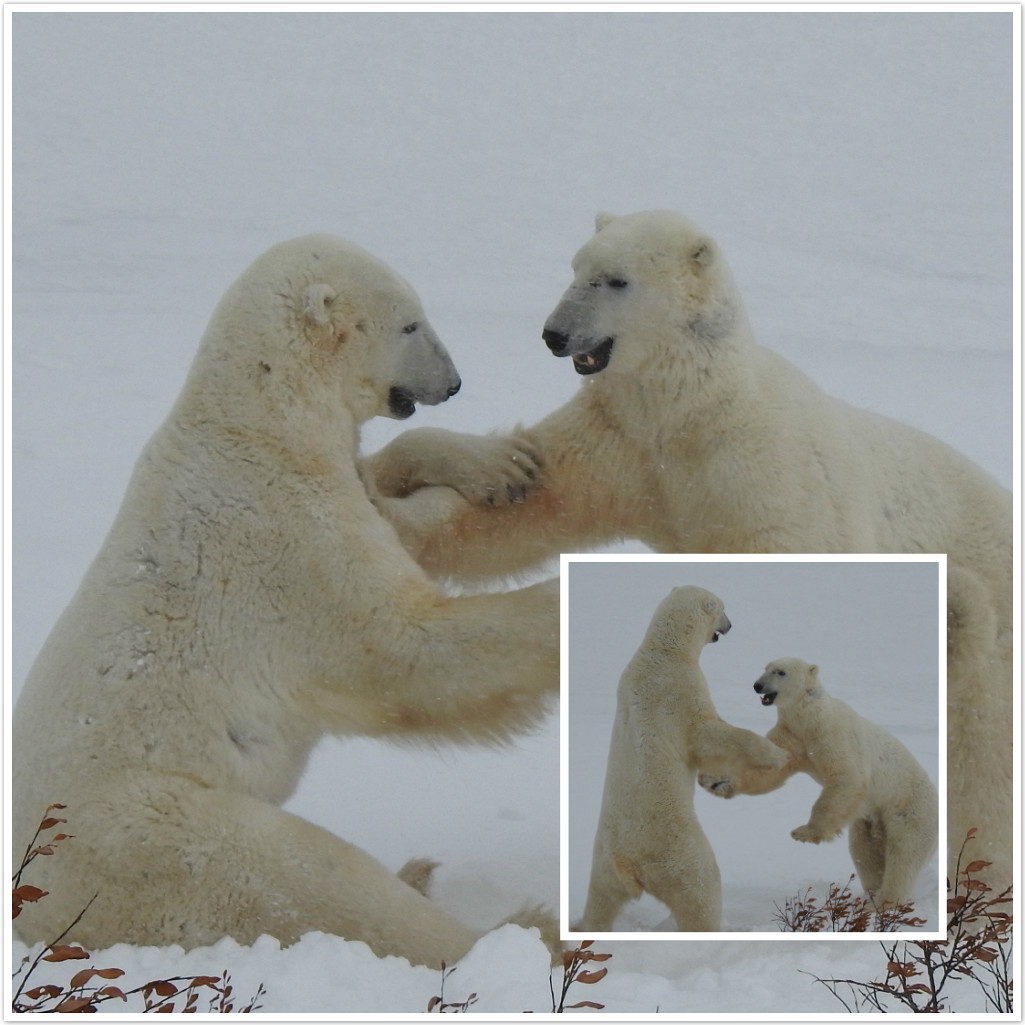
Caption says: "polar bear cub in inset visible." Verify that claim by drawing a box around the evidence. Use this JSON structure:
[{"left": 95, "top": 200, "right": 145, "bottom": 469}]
[
  {"left": 754, "top": 657, "right": 938, "bottom": 906},
  {"left": 576, "top": 586, "right": 789, "bottom": 932}
]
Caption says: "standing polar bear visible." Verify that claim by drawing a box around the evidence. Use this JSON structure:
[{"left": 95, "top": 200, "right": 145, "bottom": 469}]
[
  {"left": 367, "top": 210, "right": 1011, "bottom": 890},
  {"left": 576, "top": 587, "right": 790, "bottom": 932},
  {"left": 13, "top": 235, "right": 560, "bottom": 968},
  {"left": 705, "top": 658, "right": 938, "bottom": 907}
]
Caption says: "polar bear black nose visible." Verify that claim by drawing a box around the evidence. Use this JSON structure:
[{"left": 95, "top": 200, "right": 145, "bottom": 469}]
[
  {"left": 543, "top": 327, "right": 570, "bottom": 355},
  {"left": 447, "top": 379, "right": 461, "bottom": 398}
]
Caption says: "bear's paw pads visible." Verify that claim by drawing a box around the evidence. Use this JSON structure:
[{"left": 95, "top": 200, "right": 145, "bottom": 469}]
[{"left": 698, "top": 774, "right": 735, "bottom": 798}]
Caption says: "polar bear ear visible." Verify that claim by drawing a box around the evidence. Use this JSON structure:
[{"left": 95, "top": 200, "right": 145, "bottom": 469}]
[
  {"left": 594, "top": 212, "right": 619, "bottom": 233},
  {"left": 690, "top": 238, "right": 715, "bottom": 270},
  {"left": 808, "top": 664, "right": 819, "bottom": 678},
  {"left": 302, "top": 283, "right": 337, "bottom": 329}
]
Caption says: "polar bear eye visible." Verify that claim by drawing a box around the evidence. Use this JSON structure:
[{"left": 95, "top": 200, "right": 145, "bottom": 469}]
[
  {"left": 776, "top": 669, "right": 786, "bottom": 677},
  {"left": 607, "top": 277, "right": 629, "bottom": 290},
  {"left": 402, "top": 322, "right": 420, "bottom": 335}
]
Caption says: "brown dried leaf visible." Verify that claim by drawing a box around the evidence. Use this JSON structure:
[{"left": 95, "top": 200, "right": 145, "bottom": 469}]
[
  {"left": 569, "top": 1001, "right": 606, "bottom": 1009},
  {"left": 427, "top": 996, "right": 442, "bottom": 1012},
  {"left": 43, "top": 945, "right": 90, "bottom": 962},
  {"left": 886, "top": 961, "right": 918, "bottom": 978},
  {"left": 70, "top": 968, "right": 100, "bottom": 989},
  {"left": 145, "top": 980, "right": 179, "bottom": 998},
  {"left": 24, "top": 985, "right": 63, "bottom": 1000},
  {"left": 38, "top": 817, "right": 67, "bottom": 831},
  {"left": 93, "top": 968, "right": 125, "bottom": 980},
  {"left": 963, "top": 859, "right": 992, "bottom": 874},
  {"left": 97, "top": 986, "right": 127, "bottom": 1001},
  {"left": 14, "top": 883, "right": 48, "bottom": 902},
  {"left": 53, "top": 995, "right": 94, "bottom": 1012},
  {"left": 575, "top": 967, "right": 608, "bottom": 984}
]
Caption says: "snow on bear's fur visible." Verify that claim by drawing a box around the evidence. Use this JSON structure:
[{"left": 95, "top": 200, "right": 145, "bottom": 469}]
[
  {"left": 709, "top": 657, "right": 938, "bottom": 907},
  {"left": 12, "top": 235, "right": 560, "bottom": 967},
  {"left": 574, "top": 586, "right": 789, "bottom": 932},
  {"left": 368, "top": 210, "right": 1012, "bottom": 891}
]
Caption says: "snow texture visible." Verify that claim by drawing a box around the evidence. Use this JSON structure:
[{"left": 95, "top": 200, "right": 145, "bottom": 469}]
[{"left": 10, "top": 9, "right": 1015, "bottom": 1018}]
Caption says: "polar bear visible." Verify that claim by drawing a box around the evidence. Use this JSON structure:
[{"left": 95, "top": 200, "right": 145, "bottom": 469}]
[
  {"left": 12, "top": 235, "right": 560, "bottom": 968},
  {"left": 575, "top": 586, "right": 790, "bottom": 932},
  {"left": 365, "top": 210, "right": 1011, "bottom": 891},
  {"left": 704, "top": 658, "right": 938, "bottom": 907}
]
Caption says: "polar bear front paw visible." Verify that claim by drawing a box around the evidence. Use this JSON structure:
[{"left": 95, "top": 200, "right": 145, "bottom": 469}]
[
  {"left": 397, "top": 857, "right": 440, "bottom": 895},
  {"left": 791, "top": 824, "right": 840, "bottom": 844},
  {"left": 370, "top": 427, "right": 544, "bottom": 507},
  {"left": 452, "top": 434, "right": 544, "bottom": 506},
  {"left": 698, "top": 773, "right": 735, "bottom": 798}
]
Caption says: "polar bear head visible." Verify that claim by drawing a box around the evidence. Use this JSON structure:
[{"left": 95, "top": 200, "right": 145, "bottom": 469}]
[
  {"left": 542, "top": 210, "right": 744, "bottom": 377},
  {"left": 754, "top": 658, "right": 821, "bottom": 707},
  {"left": 646, "top": 585, "right": 732, "bottom": 653},
  {"left": 195, "top": 234, "right": 461, "bottom": 426}
]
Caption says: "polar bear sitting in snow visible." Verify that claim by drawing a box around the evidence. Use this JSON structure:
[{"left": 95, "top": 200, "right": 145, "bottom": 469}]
[
  {"left": 704, "top": 657, "right": 938, "bottom": 907},
  {"left": 13, "top": 235, "right": 559, "bottom": 968},
  {"left": 575, "top": 586, "right": 789, "bottom": 932},
  {"left": 366, "top": 210, "right": 1011, "bottom": 892}
]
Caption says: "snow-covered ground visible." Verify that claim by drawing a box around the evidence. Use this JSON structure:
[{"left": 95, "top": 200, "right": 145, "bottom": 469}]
[{"left": 9, "top": 9, "right": 1016, "bottom": 1017}]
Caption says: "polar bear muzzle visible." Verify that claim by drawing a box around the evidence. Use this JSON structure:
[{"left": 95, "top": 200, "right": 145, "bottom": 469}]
[
  {"left": 753, "top": 679, "right": 777, "bottom": 706},
  {"left": 386, "top": 323, "right": 462, "bottom": 419},
  {"left": 542, "top": 328, "right": 615, "bottom": 375}
]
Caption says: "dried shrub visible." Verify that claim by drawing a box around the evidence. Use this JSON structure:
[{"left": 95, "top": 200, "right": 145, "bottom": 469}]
[
  {"left": 12, "top": 807, "right": 266, "bottom": 1014},
  {"left": 426, "top": 961, "right": 478, "bottom": 1013},
  {"left": 775, "top": 874, "right": 926, "bottom": 933},
  {"left": 550, "top": 940, "right": 612, "bottom": 1012},
  {"left": 809, "top": 830, "right": 1013, "bottom": 1013}
]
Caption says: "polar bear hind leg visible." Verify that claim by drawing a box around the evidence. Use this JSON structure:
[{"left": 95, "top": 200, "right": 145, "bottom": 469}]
[
  {"left": 847, "top": 816, "right": 886, "bottom": 896},
  {"left": 57, "top": 782, "right": 483, "bottom": 969},
  {"left": 848, "top": 811, "right": 935, "bottom": 907},
  {"left": 575, "top": 852, "right": 639, "bottom": 932},
  {"left": 632, "top": 853, "right": 722, "bottom": 932}
]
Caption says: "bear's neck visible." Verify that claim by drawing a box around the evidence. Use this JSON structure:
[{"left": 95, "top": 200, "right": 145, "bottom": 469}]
[
  {"left": 170, "top": 353, "right": 364, "bottom": 473},
  {"left": 623, "top": 647, "right": 717, "bottom": 719},
  {"left": 587, "top": 325, "right": 757, "bottom": 445}
]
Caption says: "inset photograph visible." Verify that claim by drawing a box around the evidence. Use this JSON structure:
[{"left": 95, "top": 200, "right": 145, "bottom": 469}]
[{"left": 563, "top": 556, "right": 944, "bottom": 939}]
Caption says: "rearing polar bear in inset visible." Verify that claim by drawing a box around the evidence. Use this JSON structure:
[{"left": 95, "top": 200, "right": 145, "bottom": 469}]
[
  {"left": 13, "top": 235, "right": 559, "bottom": 968},
  {"left": 576, "top": 586, "right": 789, "bottom": 932},
  {"left": 366, "top": 210, "right": 1011, "bottom": 890}
]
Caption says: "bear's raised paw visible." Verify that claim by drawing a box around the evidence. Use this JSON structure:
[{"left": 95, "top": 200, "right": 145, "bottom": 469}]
[{"left": 698, "top": 773, "right": 736, "bottom": 799}]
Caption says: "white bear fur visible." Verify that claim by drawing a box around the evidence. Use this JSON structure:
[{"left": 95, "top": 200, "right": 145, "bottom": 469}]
[
  {"left": 742, "top": 657, "right": 939, "bottom": 907},
  {"left": 368, "top": 210, "right": 1012, "bottom": 890},
  {"left": 13, "top": 235, "right": 560, "bottom": 967},
  {"left": 576, "top": 586, "right": 789, "bottom": 932}
]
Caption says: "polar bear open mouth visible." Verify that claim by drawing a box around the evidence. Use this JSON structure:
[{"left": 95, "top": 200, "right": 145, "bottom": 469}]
[
  {"left": 571, "top": 338, "right": 615, "bottom": 375},
  {"left": 759, "top": 690, "right": 777, "bottom": 706},
  {"left": 388, "top": 387, "right": 418, "bottom": 419}
]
